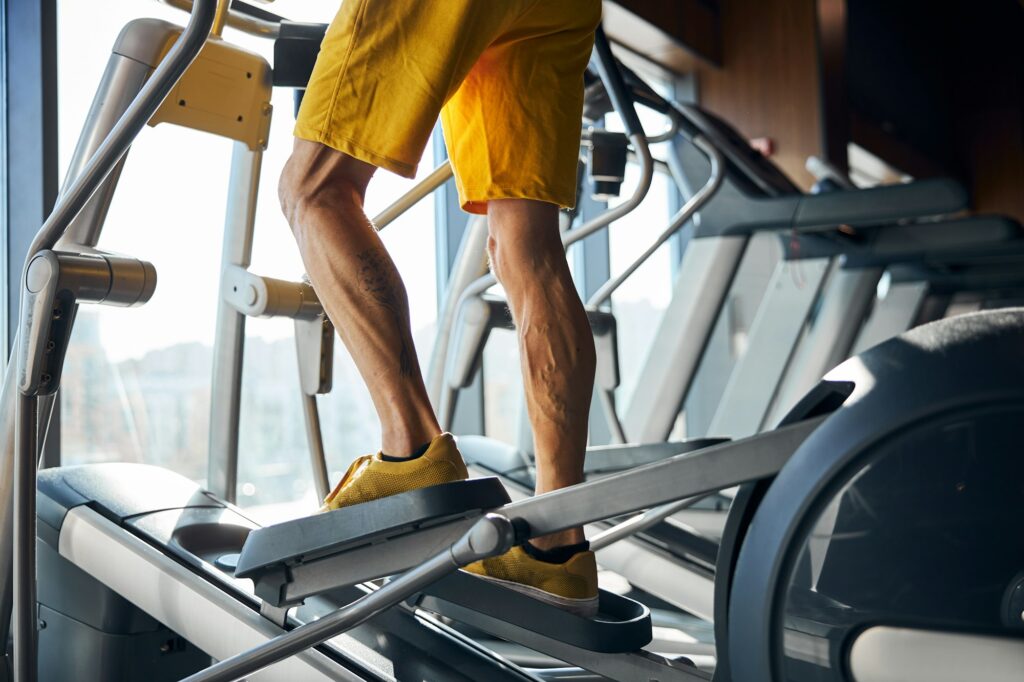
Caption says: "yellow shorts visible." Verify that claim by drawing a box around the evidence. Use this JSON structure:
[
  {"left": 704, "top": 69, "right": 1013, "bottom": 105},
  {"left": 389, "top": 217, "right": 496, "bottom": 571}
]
[{"left": 295, "top": 0, "right": 601, "bottom": 214}]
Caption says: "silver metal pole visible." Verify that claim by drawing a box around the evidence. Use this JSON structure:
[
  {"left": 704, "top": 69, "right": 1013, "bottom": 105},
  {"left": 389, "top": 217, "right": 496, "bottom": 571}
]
[
  {"left": 372, "top": 162, "right": 454, "bottom": 230},
  {"left": 159, "top": 0, "right": 282, "bottom": 39},
  {"left": 56, "top": 54, "right": 152, "bottom": 250},
  {"left": 597, "top": 389, "right": 627, "bottom": 444},
  {"left": 208, "top": 144, "right": 263, "bottom": 502},
  {"left": 182, "top": 513, "right": 515, "bottom": 682},
  {"left": 12, "top": 393, "right": 38, "bottom": 681},
  {"left": 300, "top": 394, "right": 330, "bottom": 501},
  {"left": 589, "top": 494, "right": 708, "bottom": 552}
]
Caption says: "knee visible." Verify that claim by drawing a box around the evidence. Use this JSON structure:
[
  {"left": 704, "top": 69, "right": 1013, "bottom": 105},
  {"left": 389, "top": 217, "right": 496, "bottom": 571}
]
[
  {"left": 277, "top": 153, "right": 308, "bottom": 226},
  {"left": 486, "top": 234, "right": 507, "bottom": 285},
  {"left": 278, "top": 144, "right": 370, "bottom": 238}
]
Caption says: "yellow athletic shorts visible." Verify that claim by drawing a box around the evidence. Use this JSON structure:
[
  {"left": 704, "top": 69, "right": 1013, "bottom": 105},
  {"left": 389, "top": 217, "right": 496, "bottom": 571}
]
[{"left": 295, "top": 0, "right": 601, "bottom": 214}]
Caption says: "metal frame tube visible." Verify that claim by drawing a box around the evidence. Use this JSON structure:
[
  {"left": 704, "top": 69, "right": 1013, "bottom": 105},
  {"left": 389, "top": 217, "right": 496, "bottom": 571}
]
[
  {"left": 707, "top": 257, "right": 832, "bottom": 439},
  {"left": 0, "top": 49, "right": 154, "bottom": 660},
  {"left": 12, "top": 393, "right": 38, "bottom": 681},
  {"left": 622, "top": 235, "right": 750, "bottom": 442},
  {"left": 587, "top": 136, "right": 723, "bottom": 307},
  {"left": 210, "top": 0, "right": 230, "bottom": 37},
  {"left": 597, "top": 388, "right": 627, "bottom": 444},
  {"left": 208, "top": 143, "right": 262, "bottom": 502},
  {"left": 589, "top": 494, "right": 708, "bottom": 552},
  {"left": 160, "top": 0, "right": 282, "bottom": 39},
  {"left": 456, "top": 132, "right": 653, "bottom": 305},
  {"left": 372, "top": 162, "right": 453, "bottom": 230},
  {"left": 56, "top": 54, "right": 153, "bottom": 250},
  {"left": 427, "top": 214, "right": 489, "bottom": 409},
  {"left": 301, "top": 394, "right": 330, "bottom": 501}
]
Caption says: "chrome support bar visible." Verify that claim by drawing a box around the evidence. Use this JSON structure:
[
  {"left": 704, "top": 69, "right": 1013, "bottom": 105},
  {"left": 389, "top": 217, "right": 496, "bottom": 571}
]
[
  {"left": 426, "top": 215, "right": 489, "bottom": 410},
  {"left": 159, "top": 0, "right": 281, "bottom": 38},
  {"left": 301, "top": 394, "right": 330, "bottom": 501},
  {"left": 222, "top": 266, "right": 323, "bottom": 320},
  {"left": 597, "top": 389, "right": 627, "bottom": 444},
  {"left": 587, "top": 135, "right": 724, "bottom": 307},
  {"left": 12, "top": 394, "right": 38, "bottom": 681},
  {"left": 372, "top": 162, "right": 454, "bottom": 230},
  {"left": 457, "top": 131, "right": 653, "bottom": 304},
  {"left": 208, "top": 144, "right": 264, "bottom": 502},
  {"left": 589, "top": 495, "right": 708, "bottom": 552}
]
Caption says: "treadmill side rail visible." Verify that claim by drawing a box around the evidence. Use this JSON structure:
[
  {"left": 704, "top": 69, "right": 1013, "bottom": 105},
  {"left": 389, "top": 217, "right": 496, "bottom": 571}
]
[{"left": 58, "top": 505, "right": 357, "bottom": 681}]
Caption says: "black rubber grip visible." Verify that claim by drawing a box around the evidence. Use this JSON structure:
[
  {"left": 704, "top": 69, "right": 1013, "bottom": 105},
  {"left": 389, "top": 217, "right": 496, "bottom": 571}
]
[{"left": 592, "top": 25, "right": 644, "bottom": 138}]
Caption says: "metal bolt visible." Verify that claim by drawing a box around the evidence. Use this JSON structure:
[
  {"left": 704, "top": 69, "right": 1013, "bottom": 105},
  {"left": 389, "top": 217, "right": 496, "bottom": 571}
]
[
  {"left": 51, "top": 307, "right": 62, "bottom": 320},
  {"left": 40, "top": 373, "right": 52, "bottom": 384},
  {"left": 45, "top": 341, "right": 55, "bottom": 353}
]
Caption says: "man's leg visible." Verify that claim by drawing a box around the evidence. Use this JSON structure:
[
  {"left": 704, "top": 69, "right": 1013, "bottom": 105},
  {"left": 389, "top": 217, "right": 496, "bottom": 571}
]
[
  {"left": 279, "top": 139, "right": 440, "bottom": 458},
  {"left": 487, "top": 199, "right": 596, "bottom": 550}
]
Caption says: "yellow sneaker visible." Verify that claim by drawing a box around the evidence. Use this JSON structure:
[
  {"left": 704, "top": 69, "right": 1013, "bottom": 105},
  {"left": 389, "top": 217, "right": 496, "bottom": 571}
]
[
  {"left": 320, "top": 432, "right": 468, "bottom": 512},
  {"left": 463, "top": 544, "right": 600, "bottom": 618}
]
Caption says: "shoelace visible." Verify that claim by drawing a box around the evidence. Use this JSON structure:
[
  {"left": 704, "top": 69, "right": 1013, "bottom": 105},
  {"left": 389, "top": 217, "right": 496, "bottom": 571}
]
[{"left": 321, "top": 454, "right": 374, "bottom": 507}]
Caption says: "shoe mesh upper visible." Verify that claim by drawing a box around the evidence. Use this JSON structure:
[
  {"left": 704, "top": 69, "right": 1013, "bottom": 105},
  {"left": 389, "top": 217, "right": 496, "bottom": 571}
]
[
  {"left": 464, "top": 545, "right": 598, "bottom": 600},
  {"left": 321, "top": 433, "right": 468, "bottom": 511}
]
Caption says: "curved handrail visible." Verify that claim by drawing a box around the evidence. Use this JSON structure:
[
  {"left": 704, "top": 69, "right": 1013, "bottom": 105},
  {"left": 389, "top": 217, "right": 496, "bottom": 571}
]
[
  {"left": 456, "top": 129, "right": 654, "bottom": 304},
  {"left": 27, "top": 0, "right": 219, "bottom": 259},
  {"left": 587, "top": 134, "right": 724, "bottom": 307},
  {"left": 159, "top": 0, "right": 281, "bottom": 38}
]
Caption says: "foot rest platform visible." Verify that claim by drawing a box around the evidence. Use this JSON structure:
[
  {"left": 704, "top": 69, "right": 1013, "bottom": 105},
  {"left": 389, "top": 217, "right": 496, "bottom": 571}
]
[
  {"left": 411, "top": 570, "right": 652, "bottom": 653},
  {"left": 235, "top": 478, "right": 510, "bottom": 601}
]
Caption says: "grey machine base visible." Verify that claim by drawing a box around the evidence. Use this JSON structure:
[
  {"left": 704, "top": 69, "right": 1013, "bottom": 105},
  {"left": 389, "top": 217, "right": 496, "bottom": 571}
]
[{"left": 37, "top": 540, "right": 209, "bottom": 681}]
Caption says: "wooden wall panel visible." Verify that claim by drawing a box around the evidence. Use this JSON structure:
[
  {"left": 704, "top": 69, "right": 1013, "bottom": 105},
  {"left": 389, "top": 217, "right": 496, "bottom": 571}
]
[
  {"left": 604, "top": 0, "right": 721, "bottom": 74},
  {"left": 696, "top": 0, "right": 824, "bottom": 189},
  {"left": 967, "top": 106, "right": 1024, "bottom": 220}
]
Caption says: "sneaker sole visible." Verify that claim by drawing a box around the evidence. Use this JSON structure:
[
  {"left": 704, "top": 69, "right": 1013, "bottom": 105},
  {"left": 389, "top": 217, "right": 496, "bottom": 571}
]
[{"left": 459, "top": 570, "right": 599, "bottom": 619}]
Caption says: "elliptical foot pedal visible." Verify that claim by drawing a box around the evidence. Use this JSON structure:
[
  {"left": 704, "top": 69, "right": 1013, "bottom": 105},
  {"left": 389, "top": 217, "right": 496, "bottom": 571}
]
[
  {"left": 235, "top": 477, "right": 510, "bottom": 605},
  {"left": 411, "top": 570, "right": 652, "bottom": 653}
]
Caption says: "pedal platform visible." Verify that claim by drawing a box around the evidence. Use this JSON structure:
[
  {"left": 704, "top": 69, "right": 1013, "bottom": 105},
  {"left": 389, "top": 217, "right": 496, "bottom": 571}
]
[
  {"left": 411, "top": 571, "right": 652, "bottom": 653},
  {"left": 235, "top": 477, "right": 511, "bottom": 602}
]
